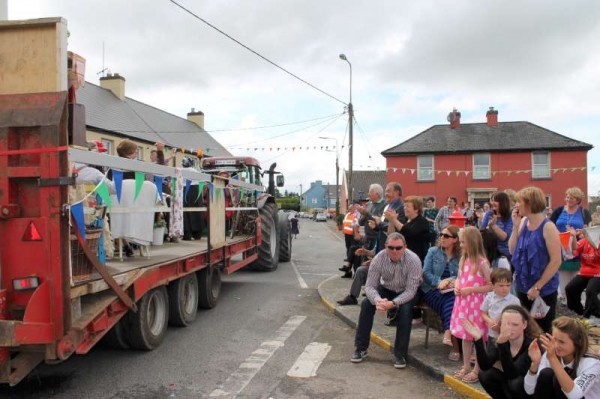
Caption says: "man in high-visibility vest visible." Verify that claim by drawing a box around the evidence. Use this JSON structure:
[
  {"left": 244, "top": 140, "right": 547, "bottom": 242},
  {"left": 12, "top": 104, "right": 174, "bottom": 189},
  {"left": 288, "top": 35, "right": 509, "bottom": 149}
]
[{"left": 339, "top": 202, "right": 360, "bottom": 275}]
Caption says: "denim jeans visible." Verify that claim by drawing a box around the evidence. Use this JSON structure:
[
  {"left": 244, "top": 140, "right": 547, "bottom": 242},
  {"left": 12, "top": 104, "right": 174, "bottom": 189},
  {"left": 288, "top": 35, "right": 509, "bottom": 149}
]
[{"left": 355, "top": 285, "right": 416, "bottom": 359}]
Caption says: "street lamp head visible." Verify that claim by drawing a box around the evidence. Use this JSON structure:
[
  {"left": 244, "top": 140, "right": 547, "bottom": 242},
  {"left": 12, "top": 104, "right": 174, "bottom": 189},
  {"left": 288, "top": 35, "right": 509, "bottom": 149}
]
[{"left": 339, "top": 54, "right": 347, "bottom": 61}]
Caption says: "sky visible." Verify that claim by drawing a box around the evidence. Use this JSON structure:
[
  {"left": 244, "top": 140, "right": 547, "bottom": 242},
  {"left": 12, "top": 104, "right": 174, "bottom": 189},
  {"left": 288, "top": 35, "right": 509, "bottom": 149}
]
[{"left": 7, "top": 1, "right": 600, "bottom": 198}]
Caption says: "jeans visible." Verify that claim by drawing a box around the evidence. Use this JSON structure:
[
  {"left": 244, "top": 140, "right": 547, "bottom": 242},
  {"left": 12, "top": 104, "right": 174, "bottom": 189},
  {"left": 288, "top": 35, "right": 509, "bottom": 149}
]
[
  {"left": 355, "top": 285, "right": 416, "bottom": 359},
  {"left": 350, "top": 266, "right": 369, "bottom": 298},
  {"left": 479, "top": 368, "right": 529, "bottom": 399}
]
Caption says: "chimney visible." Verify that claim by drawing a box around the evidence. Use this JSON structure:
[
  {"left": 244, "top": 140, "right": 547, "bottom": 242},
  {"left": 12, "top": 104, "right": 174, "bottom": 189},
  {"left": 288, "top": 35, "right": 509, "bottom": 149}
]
[
  {"left": 99, "top": 73, "right": 126, "bottom": 100},
  {"left": 486, "top": 106, "right": 498, "bottom": 127},
  {"left": 448, "top": 108, "right": 461, "bottom": 129},
  {"left": 187, "top": 108, "right": 205, "bottom": 129}
]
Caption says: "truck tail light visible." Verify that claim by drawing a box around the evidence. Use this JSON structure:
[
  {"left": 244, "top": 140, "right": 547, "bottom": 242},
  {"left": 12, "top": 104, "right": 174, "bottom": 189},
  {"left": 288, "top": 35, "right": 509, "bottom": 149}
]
[
  {"left": 13, "top": 277, "right": 40, "bottom": 290},
  {"left": 22, "top": 221, "right": 43, "bottom": 241}
]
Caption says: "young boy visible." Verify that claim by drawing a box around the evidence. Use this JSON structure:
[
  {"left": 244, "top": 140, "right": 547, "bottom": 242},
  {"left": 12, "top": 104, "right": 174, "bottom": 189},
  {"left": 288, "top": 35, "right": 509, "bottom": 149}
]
[{"left": 481, "top": 268, "right": 520, "bottom": 348}]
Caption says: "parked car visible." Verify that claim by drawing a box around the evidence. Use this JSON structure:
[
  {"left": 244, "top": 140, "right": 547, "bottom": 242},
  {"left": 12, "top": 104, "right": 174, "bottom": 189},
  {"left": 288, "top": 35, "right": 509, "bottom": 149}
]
[{"left": 316, "top": 212, "right": 327, "bottom": 222}]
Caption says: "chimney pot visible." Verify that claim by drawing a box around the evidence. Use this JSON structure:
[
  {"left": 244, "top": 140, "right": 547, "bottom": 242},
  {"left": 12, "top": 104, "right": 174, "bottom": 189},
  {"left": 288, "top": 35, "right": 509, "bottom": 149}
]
[
  {"left": 449, "top": 108, "right": 461, "bottom": 129},
  {"left": 486, "top": 106, "right": 499, "bottom": 127},
  {"left": 187, "top": 108, "right": 205, "bottom": 129},
  {"left": 99, "top": 73, "right": 126, "bottom": 100}
]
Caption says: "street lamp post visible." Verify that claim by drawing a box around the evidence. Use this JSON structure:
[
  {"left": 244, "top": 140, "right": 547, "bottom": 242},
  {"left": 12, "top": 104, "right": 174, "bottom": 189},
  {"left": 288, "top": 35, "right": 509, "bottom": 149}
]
[
  {"left": 339, "top": 53, "right": 353, "bottom": 206},
  {"left": 299, "top": 183, "right": 303, "bottom": 211},
  {"left": 319, "top": 136, "right": 340, "bottom": 223}
]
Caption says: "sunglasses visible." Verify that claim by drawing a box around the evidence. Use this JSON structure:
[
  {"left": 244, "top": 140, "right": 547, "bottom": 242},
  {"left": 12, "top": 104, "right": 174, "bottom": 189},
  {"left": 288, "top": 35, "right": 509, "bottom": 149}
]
[
  {"left": 440, "top": 233, "right": 456, "bottom": 239},
  {"left": 387, "top": 245, "right": 405, "bottom": 251}
]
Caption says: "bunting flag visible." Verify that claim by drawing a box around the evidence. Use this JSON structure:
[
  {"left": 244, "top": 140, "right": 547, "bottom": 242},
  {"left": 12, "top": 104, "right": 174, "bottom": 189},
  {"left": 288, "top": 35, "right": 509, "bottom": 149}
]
[
  {"left": 216, "top": 187, "right": 221, "bottom": 201},
  {"left": 96, "top": 181, "right": 112, "bottom": 210},
  {"left": 172, "top": 176, "right": 177, "bottom": 196},
  {"left": 386, "top": 166, "right": 588, "bottom": 176},
  {"left": 209, "top": 182, "right": 214, "bottom": 201},
  {"left": 154, "top": 176, "right": 164, "bottom": 202},
  {"left": 134, "top": 172, "right": 144, "bottom": 202},
  {"left": 113, "top": 169, "right": 123, "bottom": 203},
  {"left": 71, "top": 202, "right": 86, "bottom": 241},
  {"left": 196, "top": 182, "right": 205, "bottom": 202},
  {"left": 239, "top": 187, "right": 245, "bottom": 204},
  {"left": 184, "top": 179, "right": 191, "bottom": 200}
]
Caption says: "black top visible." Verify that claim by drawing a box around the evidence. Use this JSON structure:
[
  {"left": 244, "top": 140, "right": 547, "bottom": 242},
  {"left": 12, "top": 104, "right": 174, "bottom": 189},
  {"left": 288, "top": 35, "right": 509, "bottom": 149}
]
[
  {"left": 399, "top": 215, "right": 430, "bottom": 262},
  {"left": 475, "top": 336, "right": 533, "bottom": 379}
]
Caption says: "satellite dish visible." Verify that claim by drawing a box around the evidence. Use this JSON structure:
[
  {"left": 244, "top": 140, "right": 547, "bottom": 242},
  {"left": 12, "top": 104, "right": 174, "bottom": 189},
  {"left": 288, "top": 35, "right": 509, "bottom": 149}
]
[{"left": 447, "top": 112, "right": 456, "bottom": 122}]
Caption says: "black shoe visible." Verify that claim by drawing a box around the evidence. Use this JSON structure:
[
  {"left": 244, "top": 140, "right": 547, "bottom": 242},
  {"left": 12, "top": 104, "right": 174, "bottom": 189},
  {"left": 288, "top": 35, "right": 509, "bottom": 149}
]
[
  {"left": 341, "top": 272, "right": 353, "bottom": 279},
  {"left": 336, "top": 295, "right": 358, "bottom": 306},
  {"left": 351, "top": 350, "right": 368, "bottom": 363},
  {"left": 384, "top": 318, "right": 397, "bottom": 327},
  {"left": 124, "top": 245, "right": 134, "bottom": 257},
  {"left": 394, "top": 355, "right": 407, "bottom": 369},
  {"left": 338, "top": 265, "right": 351, "bottom": 272}
]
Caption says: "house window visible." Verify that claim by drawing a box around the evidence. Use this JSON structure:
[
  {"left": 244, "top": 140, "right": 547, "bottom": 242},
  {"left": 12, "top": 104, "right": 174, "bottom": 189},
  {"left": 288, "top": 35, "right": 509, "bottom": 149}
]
[
  {"left": 532, "top": 152, "right": 550, "bottom": 179},
  {"left": 417, "top": 155, "right": 434, "bottom": 181},
  {"left": 136, "top": 148, "right": 143, "bottom": 161},
  {"left": 473, "top": 153, "right": 490, "bottom": 180},
  {"left": 312, "top": 198, "right": 317, "bottom": 204},
  {"left": 100, "top": 139, "right": 113, "bottom": 155}
]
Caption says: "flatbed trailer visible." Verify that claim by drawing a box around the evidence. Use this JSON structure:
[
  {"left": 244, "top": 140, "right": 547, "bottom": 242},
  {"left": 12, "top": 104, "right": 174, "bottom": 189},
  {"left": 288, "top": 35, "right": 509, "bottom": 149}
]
[{"left": 0, "top": 17, "right": 288, "bottom": 386}]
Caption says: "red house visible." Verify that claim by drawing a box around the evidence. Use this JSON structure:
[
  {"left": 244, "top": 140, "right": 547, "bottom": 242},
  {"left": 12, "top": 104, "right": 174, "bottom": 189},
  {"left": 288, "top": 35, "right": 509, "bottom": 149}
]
[{"left": 381, "top": 108, "right": 593, "bottom": 208}]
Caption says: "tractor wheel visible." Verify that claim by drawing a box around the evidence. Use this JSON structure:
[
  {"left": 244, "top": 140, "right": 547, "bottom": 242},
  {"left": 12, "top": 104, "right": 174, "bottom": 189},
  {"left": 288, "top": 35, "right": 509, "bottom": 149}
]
[
  {"left": 168, "top": 273, "right": 199, "bottom": 327},
  {"left": 197, "top": 266, "right": 221, "bottom": 309},
  {"left": 278, "top": 212, "right": 292, "bottom": 262},
  {"left": 250, "top": 202, "right": 280, "bottom": 271},
  {"left": 128, "top": 286, "right": 169, "bottom": 350}
]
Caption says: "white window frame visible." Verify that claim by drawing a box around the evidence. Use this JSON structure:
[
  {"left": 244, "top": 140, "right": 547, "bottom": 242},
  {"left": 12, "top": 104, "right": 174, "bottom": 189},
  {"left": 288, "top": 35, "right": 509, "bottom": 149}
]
[
  {"left": 417, "top": 155, "right": 434, "bottom": 181},
  {"left": 532, "top": 151, "right": 551, "bottom": 179},
  {"left": 472, "top": 153, "right": 491, "bottom": 180},
  {"left": 100, "top": 139, "right": 113, "bottom": 155}
]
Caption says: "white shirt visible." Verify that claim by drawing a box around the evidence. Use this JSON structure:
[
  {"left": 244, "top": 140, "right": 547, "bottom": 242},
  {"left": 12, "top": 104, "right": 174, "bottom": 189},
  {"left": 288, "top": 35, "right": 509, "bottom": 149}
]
[
  {"left": 480, "top": 292, "right": 520, "bottom": 338},
  {"left": 524, "top": 352, "right": 600, "bottom": 398}
]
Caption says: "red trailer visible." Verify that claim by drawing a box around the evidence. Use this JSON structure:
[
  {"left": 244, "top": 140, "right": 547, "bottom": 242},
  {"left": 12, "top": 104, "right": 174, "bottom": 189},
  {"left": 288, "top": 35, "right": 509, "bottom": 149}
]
[{"left": 0, "top": 17, "right": 288, "bottom": 386}]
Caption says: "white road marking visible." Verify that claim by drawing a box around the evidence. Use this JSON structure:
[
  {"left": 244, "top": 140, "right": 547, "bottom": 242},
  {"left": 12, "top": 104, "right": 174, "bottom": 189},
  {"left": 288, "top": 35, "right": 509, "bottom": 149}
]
[
  {"left": 291, "top": 260, "right": 309, "bottom": 289},
  {"left": 287, "top": 342, "right": 332, "bottom": 378},
  {"left": 299, "top": 273, "right": 336, "bottom": 276},
  {"left": 209, "top": 315, "right": 307, "bottom": 397}
]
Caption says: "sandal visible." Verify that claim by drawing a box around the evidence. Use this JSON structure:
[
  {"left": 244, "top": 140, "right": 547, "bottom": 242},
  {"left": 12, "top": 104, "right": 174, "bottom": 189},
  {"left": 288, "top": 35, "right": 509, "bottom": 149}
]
[
  {"left": 453, "top": 368, "right": 469, "bottom": 378},
  {"left": 448, "top": 351, "right": 460, "bottom": 362},
  {"left": 443, "top": 331, "right": 453, "bottom": 347},
  {"left": 461, "top": 371, "right": 479, "bottom": 384}
]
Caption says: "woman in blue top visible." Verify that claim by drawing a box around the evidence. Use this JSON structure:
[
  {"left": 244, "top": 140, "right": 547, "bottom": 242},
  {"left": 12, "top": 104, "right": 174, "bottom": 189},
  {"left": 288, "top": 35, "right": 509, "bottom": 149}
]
[
  {"left": 480, "top": 191, "right": 513, "bottom": 259},
  {"left": 550, "top": 187, "right": 592, "bottom": 303},
  {"left": 420, "top": 225, "right": 461, "bottom": 361},
  {"left": 509, "top": 187, "right": 562, "bottom": 333}
]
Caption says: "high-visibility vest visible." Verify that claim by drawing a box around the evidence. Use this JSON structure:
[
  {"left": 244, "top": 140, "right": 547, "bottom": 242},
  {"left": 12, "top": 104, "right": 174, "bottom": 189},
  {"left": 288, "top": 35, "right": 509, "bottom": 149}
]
[{"left": 343, "top": 212, "right": 356, "bottom": 235}]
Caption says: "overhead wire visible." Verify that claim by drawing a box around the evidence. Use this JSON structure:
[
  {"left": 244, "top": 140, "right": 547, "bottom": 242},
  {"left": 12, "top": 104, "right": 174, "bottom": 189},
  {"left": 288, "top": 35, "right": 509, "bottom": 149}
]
[
  {"left": 167, "top": 0, "right": 347, "bottom": 106},
  {"left": 226, "top": 112, "right": 345, "bottom": 148},
  {"left": 353, "top": 115, "right": 382, "bottom": 169},
  {"left": 261, "top": 113, "right": 346, "bottom": 163}
]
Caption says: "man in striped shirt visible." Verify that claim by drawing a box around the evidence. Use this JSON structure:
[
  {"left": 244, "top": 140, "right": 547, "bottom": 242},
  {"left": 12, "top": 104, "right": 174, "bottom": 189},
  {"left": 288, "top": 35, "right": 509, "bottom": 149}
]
[{"left": 351, "top": 232, "right": 422, "bottom": 368}]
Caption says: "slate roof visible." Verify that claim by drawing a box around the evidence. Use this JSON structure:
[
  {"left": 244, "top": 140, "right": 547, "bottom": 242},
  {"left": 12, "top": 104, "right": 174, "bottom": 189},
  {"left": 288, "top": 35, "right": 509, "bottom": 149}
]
[
  {"left": 345, "top": 170, "right": 387, "bottom": 200},
  {"left": 77, "top": 82, "right": 231, "bottom": 156},
  {"left": 381, "top": 122, "right": 592, "bottom": 156}
]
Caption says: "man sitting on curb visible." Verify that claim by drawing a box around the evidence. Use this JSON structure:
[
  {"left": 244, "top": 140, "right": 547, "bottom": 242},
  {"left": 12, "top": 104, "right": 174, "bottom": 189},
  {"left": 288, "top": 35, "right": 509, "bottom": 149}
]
[{"left": 351, "top": 232, "right": 422, "bottom": 369}]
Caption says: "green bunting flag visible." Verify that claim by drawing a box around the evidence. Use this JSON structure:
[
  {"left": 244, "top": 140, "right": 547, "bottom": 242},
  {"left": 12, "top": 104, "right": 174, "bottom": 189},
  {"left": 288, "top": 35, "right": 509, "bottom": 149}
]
[
  {"left": 196, "top": 182, "right": 205, "bottom": 202},
  {"left": 96, "top": 181, "right": 112, "bottom": 210},
  {"left": 134, "top": 172, "right": 144, "bottom": 202},
  {"left": 172, "top": 177, "right": 177, "bottom": 197}
]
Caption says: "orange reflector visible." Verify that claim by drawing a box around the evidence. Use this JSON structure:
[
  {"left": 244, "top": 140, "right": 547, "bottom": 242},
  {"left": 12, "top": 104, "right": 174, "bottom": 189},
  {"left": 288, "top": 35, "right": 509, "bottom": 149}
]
[
  {"left": 13, "top": 277, "right": 40, "bottom": 290},
  {"left": 22, "top": 221, "right": 43, "bottom": 241}
]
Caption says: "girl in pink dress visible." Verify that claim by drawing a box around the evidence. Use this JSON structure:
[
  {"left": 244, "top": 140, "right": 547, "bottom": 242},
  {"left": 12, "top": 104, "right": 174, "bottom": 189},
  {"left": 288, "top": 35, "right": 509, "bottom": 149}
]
[{"left": 450, "top": 226, "right": 492, "bottom": 383}]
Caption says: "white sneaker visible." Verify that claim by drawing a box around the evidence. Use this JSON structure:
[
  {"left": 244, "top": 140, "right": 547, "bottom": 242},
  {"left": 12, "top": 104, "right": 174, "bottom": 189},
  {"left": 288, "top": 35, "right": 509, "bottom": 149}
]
[{"left": 587, "top": 316, "right": 600, "bottom": 327}]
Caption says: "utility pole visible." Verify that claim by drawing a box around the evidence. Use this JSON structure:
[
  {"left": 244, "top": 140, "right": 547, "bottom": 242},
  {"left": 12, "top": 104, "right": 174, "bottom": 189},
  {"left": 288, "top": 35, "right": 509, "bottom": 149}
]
[{"left": 339, "top": 54, "right": 353, "bottom": 206}]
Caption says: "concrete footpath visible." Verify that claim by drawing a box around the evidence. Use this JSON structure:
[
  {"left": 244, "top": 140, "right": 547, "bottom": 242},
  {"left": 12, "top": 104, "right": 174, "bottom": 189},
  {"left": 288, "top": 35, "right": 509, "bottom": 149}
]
[{"left": 318, "top": 274, "right": 491, "bottom": 399}]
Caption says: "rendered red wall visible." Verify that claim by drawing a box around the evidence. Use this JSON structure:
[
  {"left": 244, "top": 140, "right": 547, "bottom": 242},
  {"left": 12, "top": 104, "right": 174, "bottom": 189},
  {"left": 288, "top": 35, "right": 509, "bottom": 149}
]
[{"left": 385, "top": 150, "right": 589, "bottom": 208}]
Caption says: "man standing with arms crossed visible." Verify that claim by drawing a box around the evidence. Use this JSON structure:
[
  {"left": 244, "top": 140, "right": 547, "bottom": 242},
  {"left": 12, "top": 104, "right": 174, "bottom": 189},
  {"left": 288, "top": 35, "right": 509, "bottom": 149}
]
[{"left": 350, "top": 232, "right": 422, "bottom": 368}]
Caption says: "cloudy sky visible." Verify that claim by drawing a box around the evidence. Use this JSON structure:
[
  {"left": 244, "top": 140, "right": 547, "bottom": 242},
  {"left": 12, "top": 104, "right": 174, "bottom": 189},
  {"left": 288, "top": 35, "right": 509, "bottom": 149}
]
[{"left": 8, "top": 1, "right": 600, "bottom": 197}]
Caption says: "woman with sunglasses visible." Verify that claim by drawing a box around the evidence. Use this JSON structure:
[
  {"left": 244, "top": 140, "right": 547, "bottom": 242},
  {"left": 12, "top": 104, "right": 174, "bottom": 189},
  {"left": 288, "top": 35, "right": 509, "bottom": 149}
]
[{"left": 420, "top": 225, "right": 462, "bottom": 361}]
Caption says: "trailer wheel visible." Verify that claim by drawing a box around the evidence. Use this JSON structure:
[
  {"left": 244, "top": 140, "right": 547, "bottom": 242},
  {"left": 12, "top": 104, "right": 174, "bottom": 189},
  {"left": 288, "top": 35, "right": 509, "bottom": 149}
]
[
  {"left": 168, "top": 273, "right": 199, "bottom": 327},
  {"left": 198, "top": 266, "right": 221, "bottom": 309},
  {"left": 250, "top": 202, "right": 280, "bottom": 271},
  {"left": 128, "top": 286, "right": 169, "bottom": 350},
  {"left": 278, "top": 212, "right": 292, "bottom": 262},
  {"left": 101, "top": 317, "right": 130, "bottom": 349}
]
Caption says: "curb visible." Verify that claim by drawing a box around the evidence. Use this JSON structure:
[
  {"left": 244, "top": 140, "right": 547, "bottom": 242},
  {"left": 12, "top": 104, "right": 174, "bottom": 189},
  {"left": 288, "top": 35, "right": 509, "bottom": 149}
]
[{"left": 317, "top": 277, "right": 491, "bottom": 399}]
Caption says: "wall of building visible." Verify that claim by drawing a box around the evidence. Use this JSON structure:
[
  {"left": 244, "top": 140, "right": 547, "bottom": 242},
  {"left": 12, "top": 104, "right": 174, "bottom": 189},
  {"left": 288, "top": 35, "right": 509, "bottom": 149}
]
[{"left": 386, "top": 150, "right": 589, "bottom": 207}]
